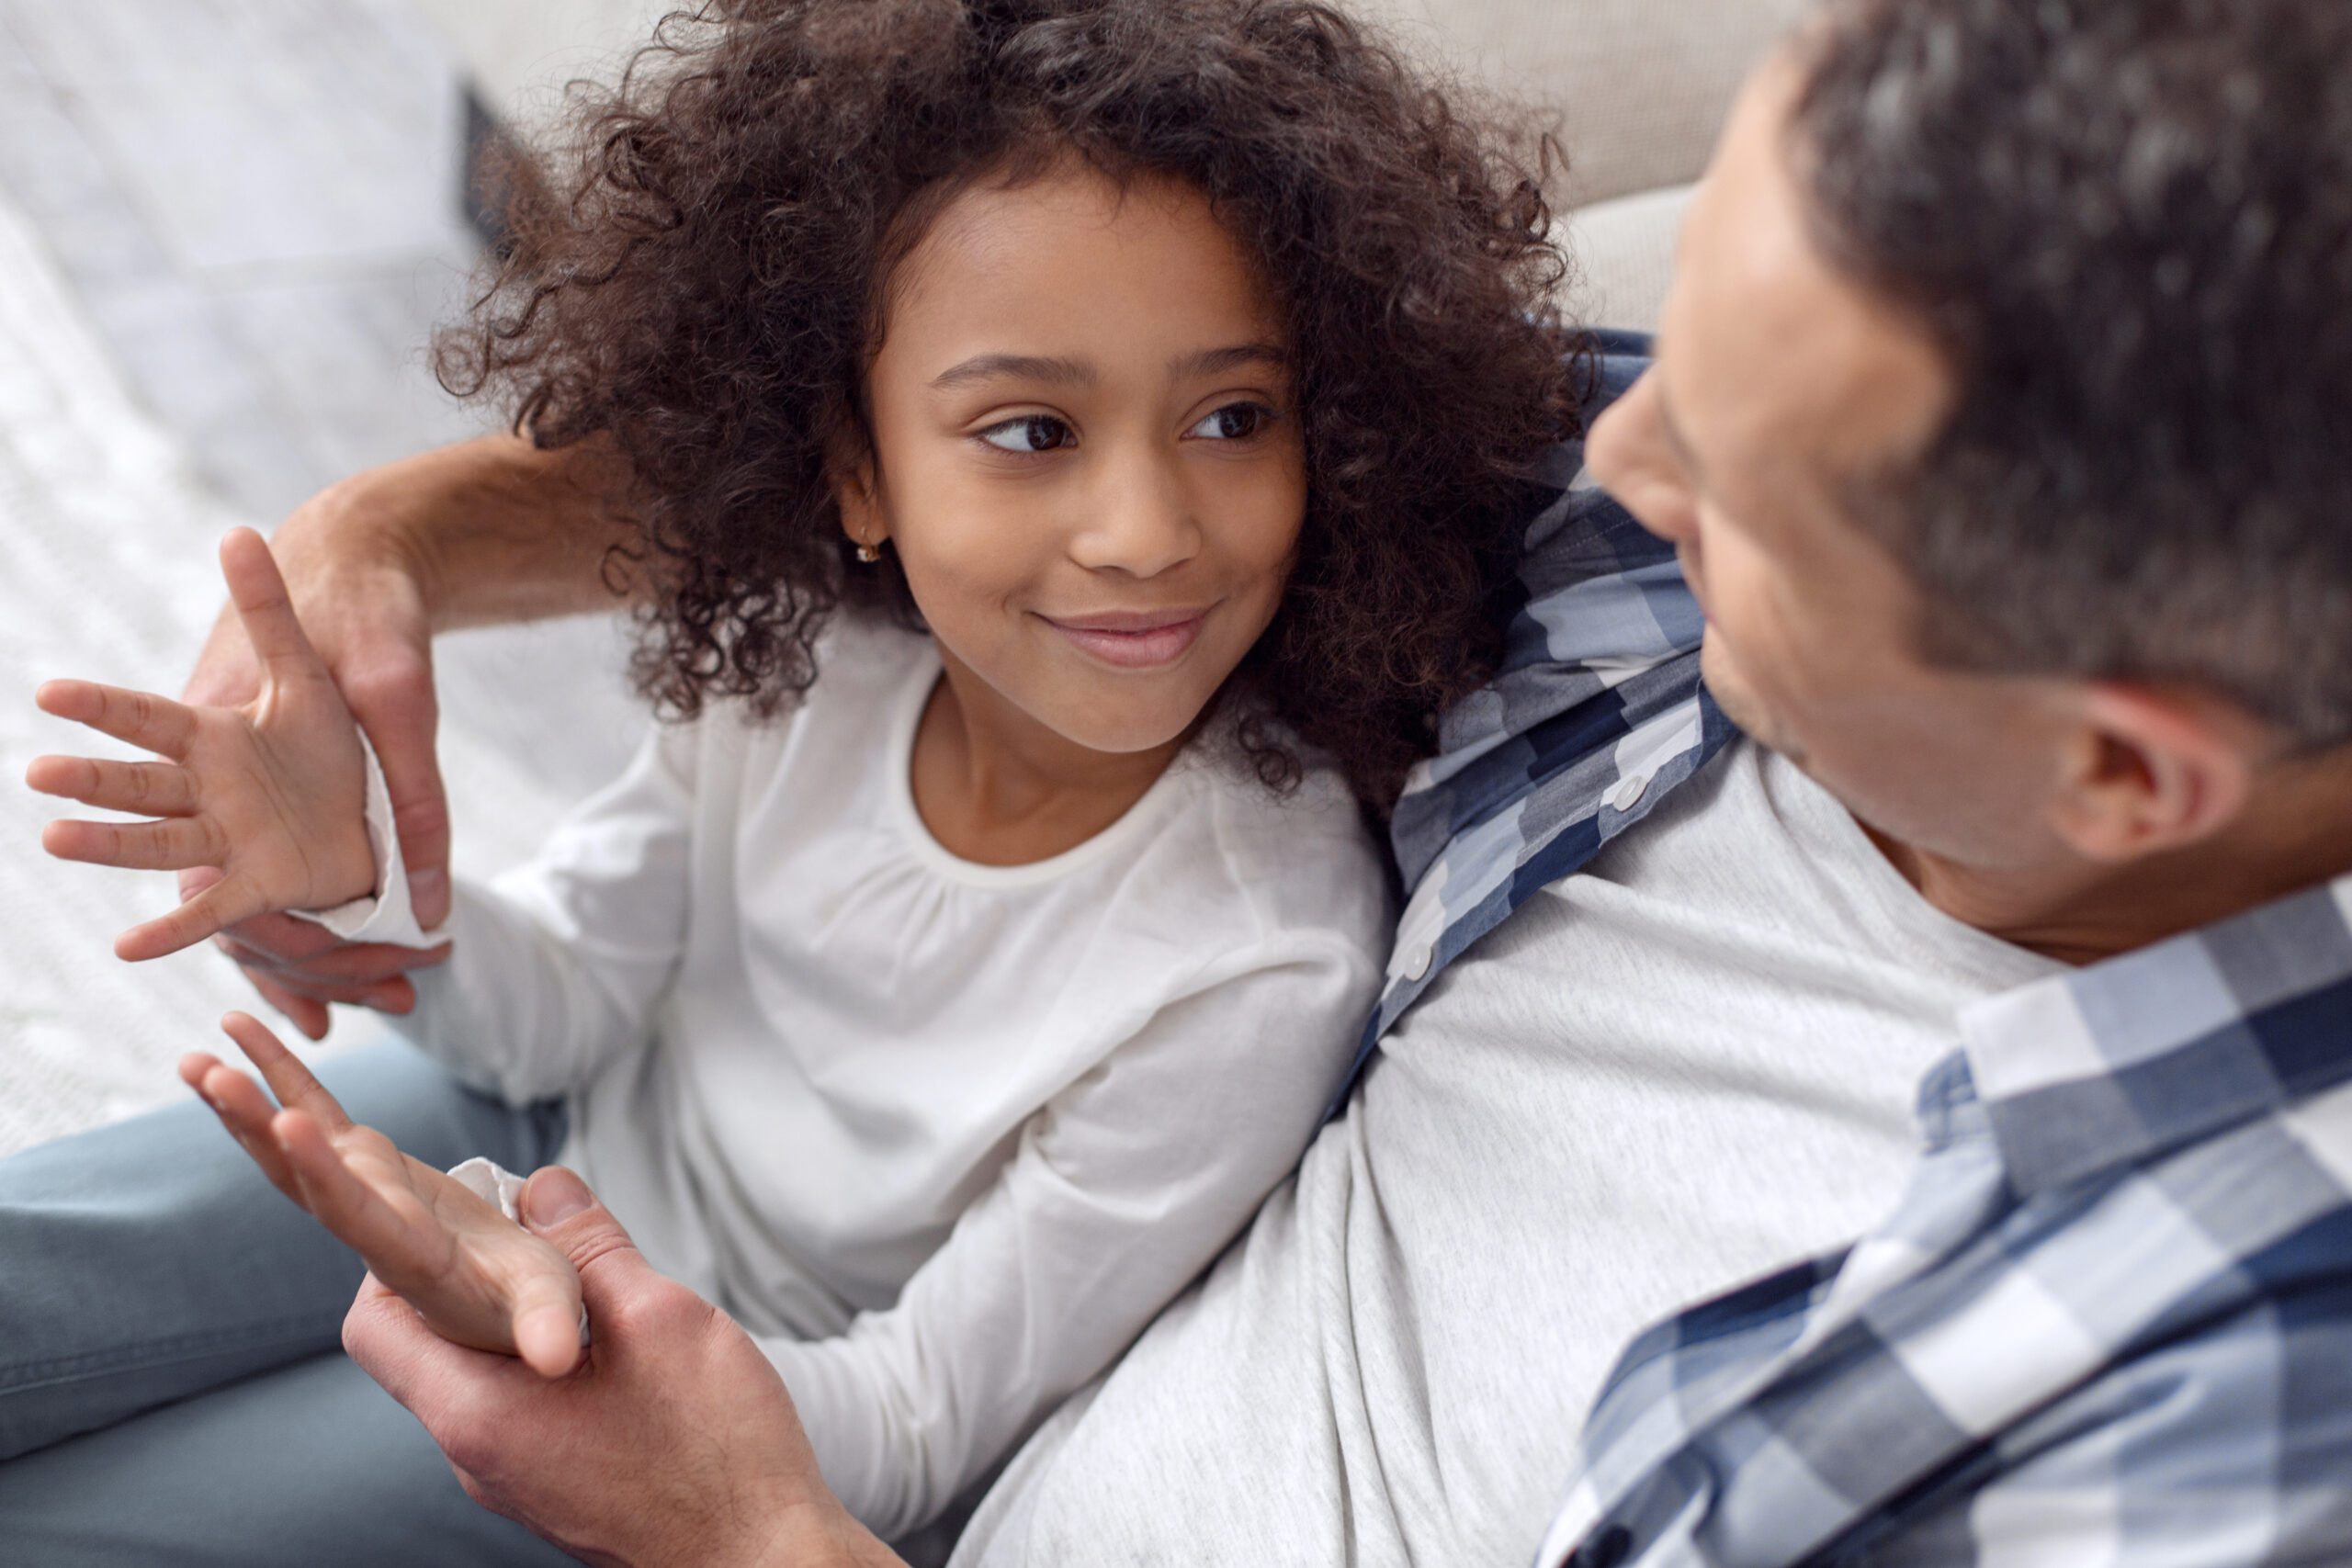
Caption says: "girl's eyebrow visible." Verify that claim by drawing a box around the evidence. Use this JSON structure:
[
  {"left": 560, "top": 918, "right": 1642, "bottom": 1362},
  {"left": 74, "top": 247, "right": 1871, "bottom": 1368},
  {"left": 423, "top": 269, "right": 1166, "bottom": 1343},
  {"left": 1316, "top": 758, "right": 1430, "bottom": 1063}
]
[
  {"left": 1171, "top": 342, "right": 1289, "bottom": 379},
  {"left": 929, "top": 343, "right": 1288, "bottom": 392},
  {"left": 931, "top": 354, "right": 1098, "bottom": 390}
]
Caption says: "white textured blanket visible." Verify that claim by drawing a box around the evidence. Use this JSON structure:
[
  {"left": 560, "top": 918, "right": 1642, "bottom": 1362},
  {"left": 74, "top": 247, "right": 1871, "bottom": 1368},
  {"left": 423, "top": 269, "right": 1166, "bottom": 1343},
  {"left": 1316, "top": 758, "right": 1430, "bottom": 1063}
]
[{"left": 0, "top": 188, "right": 642, "bottom": 1158}]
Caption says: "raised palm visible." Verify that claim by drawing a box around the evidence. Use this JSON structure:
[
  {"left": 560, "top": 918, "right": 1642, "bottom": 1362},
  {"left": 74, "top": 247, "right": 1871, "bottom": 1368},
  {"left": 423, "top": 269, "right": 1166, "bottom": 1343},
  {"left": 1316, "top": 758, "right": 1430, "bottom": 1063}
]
[
  {"left": 187, "top": 1010, "right": 589, "bottom": 1378},
  {"left": 28, "top": 527, "right": 376, "bottom": 960}
]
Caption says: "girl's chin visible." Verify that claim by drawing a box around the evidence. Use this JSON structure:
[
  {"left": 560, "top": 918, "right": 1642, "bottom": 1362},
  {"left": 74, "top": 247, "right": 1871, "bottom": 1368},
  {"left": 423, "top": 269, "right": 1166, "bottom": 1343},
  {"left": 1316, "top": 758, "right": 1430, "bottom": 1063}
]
[
  {"left": 1033, "top": 682, "right": 1221, "bottom": 759},
  {"left": 1047, "top": 711, "right": 1206, "bottom": 759}
]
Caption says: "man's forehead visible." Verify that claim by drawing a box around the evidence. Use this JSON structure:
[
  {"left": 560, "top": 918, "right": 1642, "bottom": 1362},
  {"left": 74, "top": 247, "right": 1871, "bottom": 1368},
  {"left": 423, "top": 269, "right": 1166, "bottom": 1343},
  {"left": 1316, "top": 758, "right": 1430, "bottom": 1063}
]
[{"left": 1666, "top": 59, "right": 1950, "bottom": 491}]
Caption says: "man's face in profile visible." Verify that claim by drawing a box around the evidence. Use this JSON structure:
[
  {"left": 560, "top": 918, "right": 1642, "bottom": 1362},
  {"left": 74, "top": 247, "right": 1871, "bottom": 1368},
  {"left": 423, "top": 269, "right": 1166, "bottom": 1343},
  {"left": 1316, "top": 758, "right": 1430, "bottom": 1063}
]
[{"left": 1588, "top": 55, "right": 2090, "bottom": 872}]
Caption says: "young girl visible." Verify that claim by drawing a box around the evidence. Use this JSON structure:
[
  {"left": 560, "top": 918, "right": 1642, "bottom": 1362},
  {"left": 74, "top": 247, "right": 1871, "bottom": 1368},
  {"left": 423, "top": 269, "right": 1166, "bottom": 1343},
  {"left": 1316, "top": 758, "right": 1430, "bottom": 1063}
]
[{"left": 9, "top": 0, "right": 1575, "bottom": 1551}]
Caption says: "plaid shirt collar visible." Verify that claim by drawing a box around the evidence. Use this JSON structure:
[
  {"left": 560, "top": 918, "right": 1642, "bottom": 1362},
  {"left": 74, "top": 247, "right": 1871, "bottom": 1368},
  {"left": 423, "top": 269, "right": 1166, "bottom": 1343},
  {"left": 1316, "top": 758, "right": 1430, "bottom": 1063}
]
[
  {"left": 1958, "top": 876, "right": 2352, "bottom": 1196},
  {"left": 1540, "top": 871, "right": 2352, "bottom": 1568},
  {"left": 1327, "top": 331, "right": 1736, "bottom": 1114}
]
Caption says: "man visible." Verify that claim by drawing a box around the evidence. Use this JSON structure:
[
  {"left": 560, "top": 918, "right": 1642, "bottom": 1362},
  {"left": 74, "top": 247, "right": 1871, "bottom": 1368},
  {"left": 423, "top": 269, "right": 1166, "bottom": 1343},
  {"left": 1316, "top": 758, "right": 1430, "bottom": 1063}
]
[{"left": 196, "top": 0, "right": 2352, "bottom": 1562}]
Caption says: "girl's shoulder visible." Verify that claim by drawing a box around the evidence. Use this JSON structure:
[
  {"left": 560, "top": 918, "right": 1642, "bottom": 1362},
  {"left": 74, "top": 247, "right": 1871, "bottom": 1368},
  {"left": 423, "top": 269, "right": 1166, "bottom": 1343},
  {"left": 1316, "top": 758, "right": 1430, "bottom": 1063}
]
[
  {"left": 655, "top": 615, "right": 931, "bottom": 810},
  {"left": 1140, "top": 749, "right": 1394, "bottom": 953}
]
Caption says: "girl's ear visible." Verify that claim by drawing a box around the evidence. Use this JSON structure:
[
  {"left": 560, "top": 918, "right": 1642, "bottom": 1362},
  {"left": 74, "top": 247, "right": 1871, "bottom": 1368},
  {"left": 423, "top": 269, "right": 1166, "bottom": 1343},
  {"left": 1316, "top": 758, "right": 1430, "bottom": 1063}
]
[{"left": 825, "top": 419, "right": 888, "bottom": 555}]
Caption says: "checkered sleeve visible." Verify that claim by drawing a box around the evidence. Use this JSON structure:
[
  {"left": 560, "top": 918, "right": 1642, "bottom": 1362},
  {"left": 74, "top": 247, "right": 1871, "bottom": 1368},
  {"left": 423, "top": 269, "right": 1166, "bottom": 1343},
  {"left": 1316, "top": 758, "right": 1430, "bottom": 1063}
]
[{"left": 1846, "top": 1287, "right": 2352, "bottom": 1564}]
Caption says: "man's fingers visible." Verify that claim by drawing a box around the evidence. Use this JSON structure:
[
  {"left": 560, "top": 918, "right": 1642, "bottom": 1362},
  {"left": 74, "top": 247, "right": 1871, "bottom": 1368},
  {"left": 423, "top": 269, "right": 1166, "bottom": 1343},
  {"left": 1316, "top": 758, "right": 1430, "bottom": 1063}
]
[
  {"left": 220, "top": 1011, "right": 354, "bottom": 1131},
  {"left": 219, "top": 936, "right": 450, "bottom": 987},
  {"left": 210, "top": 908, "right": 351, "bottom": 966},
  {"left": 519, "top": 1168, "right": 652, "bottom": 1303},
  {"left": 344, "top": 656, "right": 450, "bottom": 931},
  {"left": 117, "top": 877, "right": 270, "bottom": 963},
  {"left": 42, "top": 814, "right": 224, "bottom": 874},
  {"left": 246, "top": 971, "right": 332, "bottom": 1041},
  {"left": 34, "top": 679, "right": 198, "bottom": 761},
  {"left": 239, "top": 970, "right": 416, "bottom": 1015},
  {"left": 25, "top": 754, "right": 199, "bottom": 817},
  {"left": 344, "top": 1273, "right": 519, "bottom": 1430},
  {"left": 219, "top": 528, "right": 330, "bottom": 683}
]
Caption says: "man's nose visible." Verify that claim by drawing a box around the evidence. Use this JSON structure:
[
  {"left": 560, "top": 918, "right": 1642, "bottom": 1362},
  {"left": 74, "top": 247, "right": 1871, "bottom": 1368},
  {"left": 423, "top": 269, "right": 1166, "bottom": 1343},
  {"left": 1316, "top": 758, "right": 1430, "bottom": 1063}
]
[
  {"left": 1069, "top": 451, "right": 1203, "bottom": 578},
  {"left": 1586, "top": 379, "right": 1699, "bottom": 545}
]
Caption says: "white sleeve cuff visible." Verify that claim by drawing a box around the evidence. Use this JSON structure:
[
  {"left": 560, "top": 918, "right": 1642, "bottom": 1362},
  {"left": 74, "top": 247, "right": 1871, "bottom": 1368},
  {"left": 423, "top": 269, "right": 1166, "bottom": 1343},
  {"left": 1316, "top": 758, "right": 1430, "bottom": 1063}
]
[
  {"left": 447, "top": 1156, "right": 528, "bottom": 1222},
  {"left": 284, "top": 728, "right": 437, "bottom": 949}
]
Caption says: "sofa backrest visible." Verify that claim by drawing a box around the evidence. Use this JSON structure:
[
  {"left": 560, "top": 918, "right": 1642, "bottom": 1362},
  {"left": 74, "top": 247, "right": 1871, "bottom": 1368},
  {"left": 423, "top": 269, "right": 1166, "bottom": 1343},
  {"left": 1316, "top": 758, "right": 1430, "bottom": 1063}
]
[
  {"left": 420, "top": 0, "right": 1809, "bottom": 330},
  {"left": 1350, "top": 0, "right": 1806, "bottom": 207}
]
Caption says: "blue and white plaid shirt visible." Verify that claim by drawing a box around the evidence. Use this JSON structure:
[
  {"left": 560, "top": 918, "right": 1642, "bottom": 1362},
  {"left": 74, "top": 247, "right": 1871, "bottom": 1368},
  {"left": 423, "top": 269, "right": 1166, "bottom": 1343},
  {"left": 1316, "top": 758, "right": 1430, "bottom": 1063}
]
[
  {"left": 1536, "top": 870, "right": 2352, "bottom": 1566},
  {"left": 1363, "top": 333, "right": 2351, "bottom": 1565},
  {"left": 1332, "top": 332, "right": 1735, "bottom": 1113}
]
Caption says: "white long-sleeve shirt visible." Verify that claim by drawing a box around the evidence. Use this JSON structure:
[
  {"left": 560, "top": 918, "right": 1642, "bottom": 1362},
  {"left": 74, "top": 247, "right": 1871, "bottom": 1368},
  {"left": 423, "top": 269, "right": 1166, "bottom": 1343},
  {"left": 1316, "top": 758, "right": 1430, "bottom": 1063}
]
[{"left": 324, "top": 618, "right": 1391, "bottom": 1537}]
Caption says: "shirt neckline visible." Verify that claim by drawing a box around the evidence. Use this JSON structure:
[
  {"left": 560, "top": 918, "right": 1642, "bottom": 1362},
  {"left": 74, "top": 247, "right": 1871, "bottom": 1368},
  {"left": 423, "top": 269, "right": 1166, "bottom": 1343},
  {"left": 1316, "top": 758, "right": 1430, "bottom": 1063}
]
[
  {"left": 884, "top": 639, "right": 1197, "bottom": 891},
  {"left": 1770, "top": 748, "right": 2062, "bottom": 996}
]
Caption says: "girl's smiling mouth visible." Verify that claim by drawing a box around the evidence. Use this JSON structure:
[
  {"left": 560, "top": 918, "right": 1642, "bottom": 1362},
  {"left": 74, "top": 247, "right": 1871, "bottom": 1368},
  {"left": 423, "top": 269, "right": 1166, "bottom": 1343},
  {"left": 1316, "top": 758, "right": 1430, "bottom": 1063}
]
[{"left": 1039, "top": 608, "right": 1212, "bottom": 671}]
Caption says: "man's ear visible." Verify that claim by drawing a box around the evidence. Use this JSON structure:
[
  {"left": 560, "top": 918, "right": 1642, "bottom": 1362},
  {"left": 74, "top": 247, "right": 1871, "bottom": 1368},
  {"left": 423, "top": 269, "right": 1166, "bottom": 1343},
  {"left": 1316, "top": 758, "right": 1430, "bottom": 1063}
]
[{"left": 2046, "top": 683, "right": 2266, "bottom": 863}]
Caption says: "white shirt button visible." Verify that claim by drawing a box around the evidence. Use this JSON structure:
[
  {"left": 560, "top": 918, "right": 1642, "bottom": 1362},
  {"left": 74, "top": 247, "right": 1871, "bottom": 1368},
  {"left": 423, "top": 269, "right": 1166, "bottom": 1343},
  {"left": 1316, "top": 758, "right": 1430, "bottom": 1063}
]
[
  {"left": 1607, "top": 772, "right": 1651, "bottom": 814},
  {"left": 1402, "top": 942, "right": 1433, "bottom": 982}
]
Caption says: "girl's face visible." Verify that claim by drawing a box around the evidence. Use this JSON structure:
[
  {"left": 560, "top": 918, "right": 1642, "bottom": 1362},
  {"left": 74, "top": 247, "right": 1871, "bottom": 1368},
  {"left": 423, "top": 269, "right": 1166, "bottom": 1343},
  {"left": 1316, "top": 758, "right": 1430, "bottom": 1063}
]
[{"left": 840, "top": 163, "right": 1306, "bottom": 757}]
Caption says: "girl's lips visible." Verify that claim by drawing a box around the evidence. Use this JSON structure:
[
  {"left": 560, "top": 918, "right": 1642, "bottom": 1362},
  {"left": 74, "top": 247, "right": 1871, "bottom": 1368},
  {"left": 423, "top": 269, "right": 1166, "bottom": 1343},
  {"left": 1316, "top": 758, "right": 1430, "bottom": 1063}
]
[{"left": 1042, "top": 611, "right": 1209, "bottom": 671}]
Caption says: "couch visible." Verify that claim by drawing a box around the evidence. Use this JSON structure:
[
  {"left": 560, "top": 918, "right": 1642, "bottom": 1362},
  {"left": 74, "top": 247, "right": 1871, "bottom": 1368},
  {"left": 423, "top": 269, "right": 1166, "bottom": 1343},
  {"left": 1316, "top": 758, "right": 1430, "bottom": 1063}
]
[{"left": 416, "top": 0, "right": 1808, "bottom": 333}]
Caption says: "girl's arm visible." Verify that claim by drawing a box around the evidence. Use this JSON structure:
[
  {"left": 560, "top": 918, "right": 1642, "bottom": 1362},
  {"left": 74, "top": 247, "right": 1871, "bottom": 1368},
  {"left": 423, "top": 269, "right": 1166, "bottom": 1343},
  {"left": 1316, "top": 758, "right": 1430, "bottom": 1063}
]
[
  {"left": 755, "top": 933, "right": 1383, "bottom": 1540},
  {"left": 317, "top": 719, "right": 701, "bottom": 1106},
  {"left": 33, "top": 526, "right": 694, "bottom": 1102}
]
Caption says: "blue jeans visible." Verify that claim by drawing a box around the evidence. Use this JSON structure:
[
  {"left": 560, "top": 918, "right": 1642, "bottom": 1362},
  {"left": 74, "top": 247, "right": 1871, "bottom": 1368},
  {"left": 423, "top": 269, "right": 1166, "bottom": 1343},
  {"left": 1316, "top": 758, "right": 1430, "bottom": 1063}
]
[{"left": 0, "top": 1041, "right": 579, "bottom": 1565}]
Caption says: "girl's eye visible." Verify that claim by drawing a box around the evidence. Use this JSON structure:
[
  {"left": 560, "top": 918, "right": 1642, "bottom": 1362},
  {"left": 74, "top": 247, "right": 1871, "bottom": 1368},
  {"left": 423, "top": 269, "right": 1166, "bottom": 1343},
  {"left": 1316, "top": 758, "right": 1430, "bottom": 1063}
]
[
  {"left": 978, "top": 416, "right": 1076, "bottom": 455},
  {"left": 1186, "top": 402, "right": 1277, "bottom": 442}
]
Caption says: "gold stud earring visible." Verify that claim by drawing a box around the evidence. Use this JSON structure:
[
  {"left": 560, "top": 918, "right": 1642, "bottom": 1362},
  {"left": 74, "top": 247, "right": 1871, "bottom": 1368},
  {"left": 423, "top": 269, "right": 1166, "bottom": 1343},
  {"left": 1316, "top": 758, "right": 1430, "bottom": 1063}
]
[{"left": 855, "top": 540, "right": 882, "bottom": 564}]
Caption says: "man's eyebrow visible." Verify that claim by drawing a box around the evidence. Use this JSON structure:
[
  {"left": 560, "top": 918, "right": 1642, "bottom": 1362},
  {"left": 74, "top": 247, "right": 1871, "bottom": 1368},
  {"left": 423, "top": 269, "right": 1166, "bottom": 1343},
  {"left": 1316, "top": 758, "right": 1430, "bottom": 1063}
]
[
  {"left": 1170, "top": 342, "right": 1289, "bottom": 379},
  {"left": 930, "top": 354, "right": 1098, "bottom": 391}
]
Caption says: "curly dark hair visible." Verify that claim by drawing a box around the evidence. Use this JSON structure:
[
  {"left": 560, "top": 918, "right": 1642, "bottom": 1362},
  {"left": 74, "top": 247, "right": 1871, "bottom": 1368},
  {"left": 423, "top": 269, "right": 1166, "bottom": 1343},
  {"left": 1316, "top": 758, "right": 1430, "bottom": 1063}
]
[{"left": 439, "top": 0, "right": 1582, "bottom": 807}]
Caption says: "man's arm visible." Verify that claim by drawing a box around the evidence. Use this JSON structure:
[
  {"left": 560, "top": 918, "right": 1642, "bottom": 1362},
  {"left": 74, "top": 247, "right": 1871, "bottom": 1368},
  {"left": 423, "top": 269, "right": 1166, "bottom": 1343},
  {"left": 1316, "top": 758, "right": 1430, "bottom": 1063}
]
[
  {"left": 179, "top": 434, "right": 636, "bottom": 1032},
  {"left": 346, "top": 1166, "right": 907, "bottom": 1568},
  {"left": 1837, "top": 1290, "right": 2352, "bottom": 1565},
  {"left": 245, "top": 431, "right": 638, "bottom": 637}
]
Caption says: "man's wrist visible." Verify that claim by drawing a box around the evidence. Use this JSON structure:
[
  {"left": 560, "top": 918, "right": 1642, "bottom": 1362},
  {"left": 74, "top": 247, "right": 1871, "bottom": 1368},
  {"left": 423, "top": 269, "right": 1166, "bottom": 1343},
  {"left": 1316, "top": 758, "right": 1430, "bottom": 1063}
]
[
  {"left": 281, "top": 434, "right": 634, "bottom": 639},
  {"left": 743, "top": 1499, "right": 904, "bottom": 1568},
  {"left": 277, "top": 468, "right": 450, "bottom": 634}
]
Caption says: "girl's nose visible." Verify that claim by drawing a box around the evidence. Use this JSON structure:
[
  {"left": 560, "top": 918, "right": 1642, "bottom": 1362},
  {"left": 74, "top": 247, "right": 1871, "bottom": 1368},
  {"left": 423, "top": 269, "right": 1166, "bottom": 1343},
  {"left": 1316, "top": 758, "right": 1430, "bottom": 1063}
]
[{"left": 1068, "top": 453, "right": 1203, "bottom": 579}]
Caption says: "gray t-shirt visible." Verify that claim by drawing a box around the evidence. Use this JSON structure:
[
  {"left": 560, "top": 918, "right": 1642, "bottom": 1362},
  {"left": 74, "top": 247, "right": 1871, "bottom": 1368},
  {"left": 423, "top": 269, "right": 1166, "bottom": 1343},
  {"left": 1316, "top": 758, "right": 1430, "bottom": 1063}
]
[{"left": 954, "top": 741, "right": 2057, "bottom": 1566}]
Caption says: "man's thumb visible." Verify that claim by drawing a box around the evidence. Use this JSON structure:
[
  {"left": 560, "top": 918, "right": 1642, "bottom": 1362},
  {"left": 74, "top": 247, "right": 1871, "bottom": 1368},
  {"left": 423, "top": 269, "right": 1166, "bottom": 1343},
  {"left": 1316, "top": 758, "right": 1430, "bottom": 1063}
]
[
  {"left": 522, "top": 1166, "right": 598, "bottom": 1231},
  {"left": 520, "top": 1166, "right": 650, "bottom": 1289}
]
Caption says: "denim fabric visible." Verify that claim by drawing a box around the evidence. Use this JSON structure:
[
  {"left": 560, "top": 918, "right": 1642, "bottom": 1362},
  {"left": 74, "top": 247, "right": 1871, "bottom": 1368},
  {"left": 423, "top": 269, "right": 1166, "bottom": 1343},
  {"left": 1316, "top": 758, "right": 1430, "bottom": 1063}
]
[{"left": 0, "top": 1041, "right": 574, "bottom": 1565}]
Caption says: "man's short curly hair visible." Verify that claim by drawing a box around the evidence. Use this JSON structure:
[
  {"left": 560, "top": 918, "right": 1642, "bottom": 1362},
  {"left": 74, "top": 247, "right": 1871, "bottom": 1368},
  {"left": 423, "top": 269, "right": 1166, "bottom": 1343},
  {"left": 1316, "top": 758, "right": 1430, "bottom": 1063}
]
[{"left": 439, "top": 0, "right": 1582, "bottom": 807}]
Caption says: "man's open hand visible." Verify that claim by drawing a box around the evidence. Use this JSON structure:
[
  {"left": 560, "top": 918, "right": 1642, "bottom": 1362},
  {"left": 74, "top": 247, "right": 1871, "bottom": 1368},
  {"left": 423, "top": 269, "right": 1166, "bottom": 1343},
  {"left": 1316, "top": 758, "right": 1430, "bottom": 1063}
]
[{"left": 346, "top": 1168, "right": 905, "bottom": 1568}]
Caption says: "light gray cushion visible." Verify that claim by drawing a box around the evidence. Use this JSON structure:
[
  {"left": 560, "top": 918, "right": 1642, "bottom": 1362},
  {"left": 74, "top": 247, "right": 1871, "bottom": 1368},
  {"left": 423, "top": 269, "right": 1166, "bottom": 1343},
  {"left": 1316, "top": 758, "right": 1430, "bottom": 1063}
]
[
  {"left": 1351, "top": 0, "right": 1806, "bottom": 206},
  {"left": 1560, "top": 182, "right": 1691, "bottom": 334}
]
